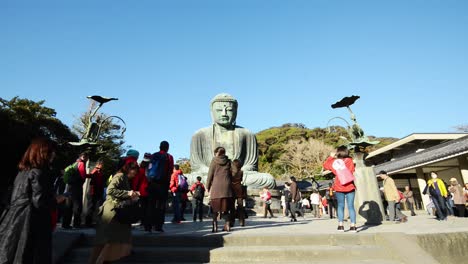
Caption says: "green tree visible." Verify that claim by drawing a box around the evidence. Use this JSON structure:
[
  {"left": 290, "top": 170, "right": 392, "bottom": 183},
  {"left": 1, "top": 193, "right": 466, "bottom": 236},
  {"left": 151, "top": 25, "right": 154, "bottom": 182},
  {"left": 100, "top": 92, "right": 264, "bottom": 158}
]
[
  {"left": 72, "top": 101, "right": 127, "bottom": 176},
  {"left": 1, "top": 96, "right": 78, "bottom": 212},
  {"left": 176, "top": 158, "right": 192, "bottom": 174}
]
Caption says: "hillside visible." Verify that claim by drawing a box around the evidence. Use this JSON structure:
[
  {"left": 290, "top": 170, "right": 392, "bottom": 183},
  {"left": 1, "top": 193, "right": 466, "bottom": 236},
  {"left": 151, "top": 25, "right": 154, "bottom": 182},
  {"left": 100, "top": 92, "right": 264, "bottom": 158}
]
[{"left": 255, "top": 123, "right": 397, "bottom": 180}]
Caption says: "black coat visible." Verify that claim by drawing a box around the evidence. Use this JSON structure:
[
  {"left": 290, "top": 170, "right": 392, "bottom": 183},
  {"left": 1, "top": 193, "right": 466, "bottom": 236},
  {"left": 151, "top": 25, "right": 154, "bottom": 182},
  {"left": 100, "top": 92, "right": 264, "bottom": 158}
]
[{"left": 0, "top": 168, "right": 56, "bottom": 264}]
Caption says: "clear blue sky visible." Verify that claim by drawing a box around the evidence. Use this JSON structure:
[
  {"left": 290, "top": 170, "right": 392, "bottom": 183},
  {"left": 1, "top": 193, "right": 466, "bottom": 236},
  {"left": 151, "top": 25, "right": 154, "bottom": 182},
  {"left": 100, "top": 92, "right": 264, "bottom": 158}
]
[{"left": 1, "top": 0, "right": 467, "bottom": 160}]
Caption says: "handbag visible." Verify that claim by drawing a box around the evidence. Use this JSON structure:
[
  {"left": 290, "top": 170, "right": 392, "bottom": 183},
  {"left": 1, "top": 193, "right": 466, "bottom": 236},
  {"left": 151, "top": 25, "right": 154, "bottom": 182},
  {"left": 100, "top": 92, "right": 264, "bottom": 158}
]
[
  {"left": 332, "top": 159, "right": 355, "bottom": 185},
  {"left": 112, "top": 199, "right": 143, "bottom": 225}
]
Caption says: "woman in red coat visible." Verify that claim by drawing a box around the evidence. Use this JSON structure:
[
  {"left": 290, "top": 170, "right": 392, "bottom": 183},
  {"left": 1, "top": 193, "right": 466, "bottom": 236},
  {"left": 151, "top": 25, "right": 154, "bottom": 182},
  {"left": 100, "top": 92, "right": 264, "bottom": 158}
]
[{"left": 323, "top": 146, "right": 357, "bottom": 232}]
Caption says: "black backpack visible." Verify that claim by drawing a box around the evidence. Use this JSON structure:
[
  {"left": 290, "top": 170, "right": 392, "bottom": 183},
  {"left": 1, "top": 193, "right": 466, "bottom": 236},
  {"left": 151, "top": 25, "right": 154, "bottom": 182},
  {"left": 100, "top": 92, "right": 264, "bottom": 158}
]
[
  {"left": 193, "top": 184, "right": 205, "bottom": 200},
  {"left": 284, "top": 189, "right": 292, "bottom": 202}
]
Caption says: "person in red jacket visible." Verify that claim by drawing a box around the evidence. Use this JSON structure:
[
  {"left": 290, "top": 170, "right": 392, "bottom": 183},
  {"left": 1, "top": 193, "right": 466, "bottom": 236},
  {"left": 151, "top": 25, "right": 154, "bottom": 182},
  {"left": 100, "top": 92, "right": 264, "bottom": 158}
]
[
  {"left": 85, "top": 159, "right": 105, "bottom": 227},
  {"left": 323, "top": 146, "right": 357, "bottom": 232},
  {"left": 169, "top": 165, "right": 184, "bottom": 224}
]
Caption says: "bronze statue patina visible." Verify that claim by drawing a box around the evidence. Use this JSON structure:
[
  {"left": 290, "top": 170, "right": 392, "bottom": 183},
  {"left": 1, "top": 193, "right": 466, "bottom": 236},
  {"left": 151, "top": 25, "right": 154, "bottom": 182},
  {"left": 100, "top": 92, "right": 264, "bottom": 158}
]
[
  {"left": 330, "top": 95, "right": 380, "bottom": 150},
  {"left": 69, "top": 95, "right": 123, "bottom": 148},
  {"left": 187, "top": 93, "right": 276, "bottom": 189}
]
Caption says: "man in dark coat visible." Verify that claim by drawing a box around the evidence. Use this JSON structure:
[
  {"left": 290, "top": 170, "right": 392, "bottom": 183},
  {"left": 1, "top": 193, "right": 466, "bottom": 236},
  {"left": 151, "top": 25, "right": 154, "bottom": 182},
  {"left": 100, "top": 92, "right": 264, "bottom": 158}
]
[
  {"left": 289, "top": 176, "right": 301, "bottom": 222},
  {"left": 144, "top": 141, "right": 174, "bottom": 232}
]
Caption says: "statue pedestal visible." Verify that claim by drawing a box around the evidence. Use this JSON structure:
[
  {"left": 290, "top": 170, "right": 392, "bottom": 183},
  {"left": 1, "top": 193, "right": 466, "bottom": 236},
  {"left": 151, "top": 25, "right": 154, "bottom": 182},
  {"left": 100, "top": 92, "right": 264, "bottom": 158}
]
[
  {"left": 353, "top": 152, "right": 385, "bottom": 225},
  {"left": 246, "top": 189, "right": 281, "bottom": 216}
]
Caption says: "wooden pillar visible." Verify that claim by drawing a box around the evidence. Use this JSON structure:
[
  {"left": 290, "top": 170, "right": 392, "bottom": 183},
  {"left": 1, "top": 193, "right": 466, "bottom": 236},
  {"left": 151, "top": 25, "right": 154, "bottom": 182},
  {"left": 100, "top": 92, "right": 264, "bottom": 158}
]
[
  {"left": 458, "top": 156, "right": 468, "bottom": 184},
  {"left": 416, "top": 167, "right": 429, "bottom": 211}
]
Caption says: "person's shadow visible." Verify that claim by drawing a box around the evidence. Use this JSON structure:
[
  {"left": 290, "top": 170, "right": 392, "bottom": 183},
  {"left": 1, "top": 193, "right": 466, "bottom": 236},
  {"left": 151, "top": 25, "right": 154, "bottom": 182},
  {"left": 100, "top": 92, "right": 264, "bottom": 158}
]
[{"left": 358, "top": 201, "right": 383, "bottom": 229}]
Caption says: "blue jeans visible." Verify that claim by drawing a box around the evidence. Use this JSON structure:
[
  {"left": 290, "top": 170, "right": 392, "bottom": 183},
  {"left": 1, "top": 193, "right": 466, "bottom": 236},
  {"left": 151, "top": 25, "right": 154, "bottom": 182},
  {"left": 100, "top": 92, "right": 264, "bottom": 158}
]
[{"left": 335, "top": 191, "right": 356, "bottom": 224}]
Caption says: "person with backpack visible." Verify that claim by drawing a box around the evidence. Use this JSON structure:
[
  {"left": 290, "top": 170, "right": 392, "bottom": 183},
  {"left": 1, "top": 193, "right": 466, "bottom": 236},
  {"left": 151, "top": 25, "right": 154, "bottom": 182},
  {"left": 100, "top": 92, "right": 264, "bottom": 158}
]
[
  {"left": 190, "top": 176, "right": 206, "bottom": 222},
  {"left": 62, "top": 152, "right": 93, "bottom": 229},
  {"left": 169, "top": 165, "right": 187, "bottom": 224},
  {"left": 85, "top": 159, "right": 105, "bottom": 227},
  {"left": 230, "top": 159, "right": 246, "bottom": 227},
  {"left": 323, "top": 146, "right": 357, "bottom": 232},
  {"left": 283, "top": 183, "right": 293, "bottom": 218},
  {"left": 144, "top": 141, "right": 174, "bottom": 233},
  {"left": 180, "top": 175, "right": 190, "bottom": 222}
]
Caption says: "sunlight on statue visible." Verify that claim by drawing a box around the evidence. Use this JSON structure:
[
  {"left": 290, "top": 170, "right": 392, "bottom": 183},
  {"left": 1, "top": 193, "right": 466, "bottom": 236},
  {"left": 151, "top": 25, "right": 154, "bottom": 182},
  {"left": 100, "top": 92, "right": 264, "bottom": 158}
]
[{"left": 186, "top": 93, "right": 276, "bottom": 189}]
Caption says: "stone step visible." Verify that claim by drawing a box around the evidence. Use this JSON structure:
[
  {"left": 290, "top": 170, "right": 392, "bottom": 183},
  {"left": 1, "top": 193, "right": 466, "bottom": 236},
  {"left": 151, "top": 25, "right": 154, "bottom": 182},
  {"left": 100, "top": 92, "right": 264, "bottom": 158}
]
[
  {"left": 77, "top": 233, "right": 377, "bottom": 248},
  {"left": 64, "top": 244, "right": 390, "bottom": 263},
  {"left": 208, "top": 245, "right": 390, "bottom": 263},
  {"left": 113, "top": 261, "right": 402, "bottom": 264},
  {"left": 65, "top": 247, "right": 211, "bottom": 263}
]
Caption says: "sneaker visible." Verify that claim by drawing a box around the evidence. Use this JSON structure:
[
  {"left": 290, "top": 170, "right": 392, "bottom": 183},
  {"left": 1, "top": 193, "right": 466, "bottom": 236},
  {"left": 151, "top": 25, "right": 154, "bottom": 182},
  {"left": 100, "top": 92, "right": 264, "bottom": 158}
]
[
  {"left": 349, "top": 226, "right": 358, "bottom": 233},
  {"left": 337, "top": 226, "right": 345, "bottom": 232}
]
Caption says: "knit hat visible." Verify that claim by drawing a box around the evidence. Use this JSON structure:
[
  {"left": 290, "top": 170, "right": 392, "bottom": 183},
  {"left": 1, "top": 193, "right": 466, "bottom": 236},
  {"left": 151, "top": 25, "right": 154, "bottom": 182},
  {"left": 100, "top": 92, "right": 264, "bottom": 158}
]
[
  {"left": 143, "top": 153, "right": 152, "bottom": 162},
  {"left": 126, "top": 149, "right": 140, "bottom": 159}
]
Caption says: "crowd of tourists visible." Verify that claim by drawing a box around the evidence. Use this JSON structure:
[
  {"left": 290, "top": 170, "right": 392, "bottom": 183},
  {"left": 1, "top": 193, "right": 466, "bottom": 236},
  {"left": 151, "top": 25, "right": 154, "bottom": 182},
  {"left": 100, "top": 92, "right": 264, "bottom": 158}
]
[{"left": 1, "top": 138, "right": 468, "bottom": 263}]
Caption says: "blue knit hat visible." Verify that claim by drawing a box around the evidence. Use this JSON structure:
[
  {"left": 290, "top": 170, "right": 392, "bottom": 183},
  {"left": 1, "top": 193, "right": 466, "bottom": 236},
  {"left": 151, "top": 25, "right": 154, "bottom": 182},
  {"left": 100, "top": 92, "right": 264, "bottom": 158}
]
[{"left": 126, "top": 149, "right": 140, "bottom": 159}]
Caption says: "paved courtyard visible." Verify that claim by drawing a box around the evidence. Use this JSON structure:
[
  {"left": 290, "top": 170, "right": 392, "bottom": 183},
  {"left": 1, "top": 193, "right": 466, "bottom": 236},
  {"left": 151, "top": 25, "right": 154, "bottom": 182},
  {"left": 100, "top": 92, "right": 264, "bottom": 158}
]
[{"left": 60, "top": 211, "right": 468, "bottom": 237}]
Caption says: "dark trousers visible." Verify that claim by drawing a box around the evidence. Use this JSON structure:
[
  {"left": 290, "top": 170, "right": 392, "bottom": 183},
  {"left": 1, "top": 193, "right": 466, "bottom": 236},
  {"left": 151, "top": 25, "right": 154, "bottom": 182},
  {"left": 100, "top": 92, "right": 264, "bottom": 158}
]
[
  {"left": 192, "top": 199, "right": 204, "bottom": 221},
  {"left": 406, "top": 201, "right": 416, "bottom": 216},
  {"left": 62, "top": 186, "right": 83, "bottom": 227},
  {"left": 288, "top": 202, "right": 296, "bottom": 220},
  {"left": 181, "top": 198, "right": 187, "bottom": 219},
  {"left": 230, "top": 197, "right": 245, "bottom": 225},
  {"left": 328, "top": 199, "right": 336, "bottom": 219},
  {"left": 455, "top": 204, "right": 466, "bottom": 217},
  {"left": 144, "top": 182, "right": 168, "bottom": 230},
  {"left": 432, "top": 195, "right": 448, "bottom": 220},
  {"left": 24, "top": 211, "right": 53, "bottom": 264},
  {"left": 264, "top": 202, "right": 274, "bottom": 218},
  {"left": 85, "top": 194, "right": 103, "bottom": 226},
  {"left": 172, "top": 193, "right": 181, "bottom": 222}
]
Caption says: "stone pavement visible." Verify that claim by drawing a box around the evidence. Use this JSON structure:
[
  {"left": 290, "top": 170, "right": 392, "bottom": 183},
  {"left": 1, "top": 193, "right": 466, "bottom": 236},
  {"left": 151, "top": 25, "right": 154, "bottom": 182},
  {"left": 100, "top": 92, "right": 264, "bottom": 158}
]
[
  {"left": 60, "top": 211, "right": 468, "bottom": 238},
  {"left": 56, "top": 211, "right": 468, "bottom": 263}
]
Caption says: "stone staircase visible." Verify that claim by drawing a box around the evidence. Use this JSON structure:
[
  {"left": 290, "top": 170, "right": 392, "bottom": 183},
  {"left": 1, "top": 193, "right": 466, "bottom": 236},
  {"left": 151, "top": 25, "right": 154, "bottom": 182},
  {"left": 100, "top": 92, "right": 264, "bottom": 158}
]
[{"left": 62, "top": 233, "right": 405, "bottom": 264}]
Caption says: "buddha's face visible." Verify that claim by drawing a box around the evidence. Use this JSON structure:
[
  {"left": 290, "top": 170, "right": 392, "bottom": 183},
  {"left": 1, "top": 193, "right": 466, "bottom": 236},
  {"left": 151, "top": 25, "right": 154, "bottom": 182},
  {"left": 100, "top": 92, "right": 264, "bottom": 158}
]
[{"left": 212, "top": 101, "right": 237, "bottom": 127}]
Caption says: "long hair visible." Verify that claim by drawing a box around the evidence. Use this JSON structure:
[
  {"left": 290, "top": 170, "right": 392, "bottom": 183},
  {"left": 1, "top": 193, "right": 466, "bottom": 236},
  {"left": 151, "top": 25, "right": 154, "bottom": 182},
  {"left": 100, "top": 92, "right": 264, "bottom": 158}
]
[{"left": 18, "top": 138, "right": 56, "bottom": 171}]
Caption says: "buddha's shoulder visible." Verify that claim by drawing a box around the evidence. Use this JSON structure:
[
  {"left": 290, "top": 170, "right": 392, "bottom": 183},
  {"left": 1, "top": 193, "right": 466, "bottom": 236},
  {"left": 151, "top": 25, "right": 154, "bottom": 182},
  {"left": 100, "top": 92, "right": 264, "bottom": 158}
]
[
  {"left": 192, "top": 125, "right": 254, "bottom": 136},
  {"left": 234, "top": 126, "right": 254, "bottom": 135},
  {"left": 193, "top": 127, "right": 212, "bottom": 137}
]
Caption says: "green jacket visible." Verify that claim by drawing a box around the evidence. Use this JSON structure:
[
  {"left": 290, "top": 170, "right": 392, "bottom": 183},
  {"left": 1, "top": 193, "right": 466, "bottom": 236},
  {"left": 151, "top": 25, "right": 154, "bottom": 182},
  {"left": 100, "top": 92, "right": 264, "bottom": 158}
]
[{"left": 100, "top": 173, "right": 131, "bottom": 224}]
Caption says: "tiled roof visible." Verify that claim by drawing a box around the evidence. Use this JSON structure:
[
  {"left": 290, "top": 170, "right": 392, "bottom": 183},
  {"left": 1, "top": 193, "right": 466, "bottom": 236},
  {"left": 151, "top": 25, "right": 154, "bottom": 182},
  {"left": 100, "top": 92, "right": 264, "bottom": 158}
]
[{"left": 373, "top": 135, "right": 468, "bottom": 174}]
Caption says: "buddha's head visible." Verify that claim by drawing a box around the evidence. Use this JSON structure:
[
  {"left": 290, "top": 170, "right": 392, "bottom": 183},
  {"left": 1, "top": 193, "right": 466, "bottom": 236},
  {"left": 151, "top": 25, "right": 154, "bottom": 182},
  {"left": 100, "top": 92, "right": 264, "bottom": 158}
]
[{"left": 211, "top": 93, "right": 238, "bottom": 128}]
